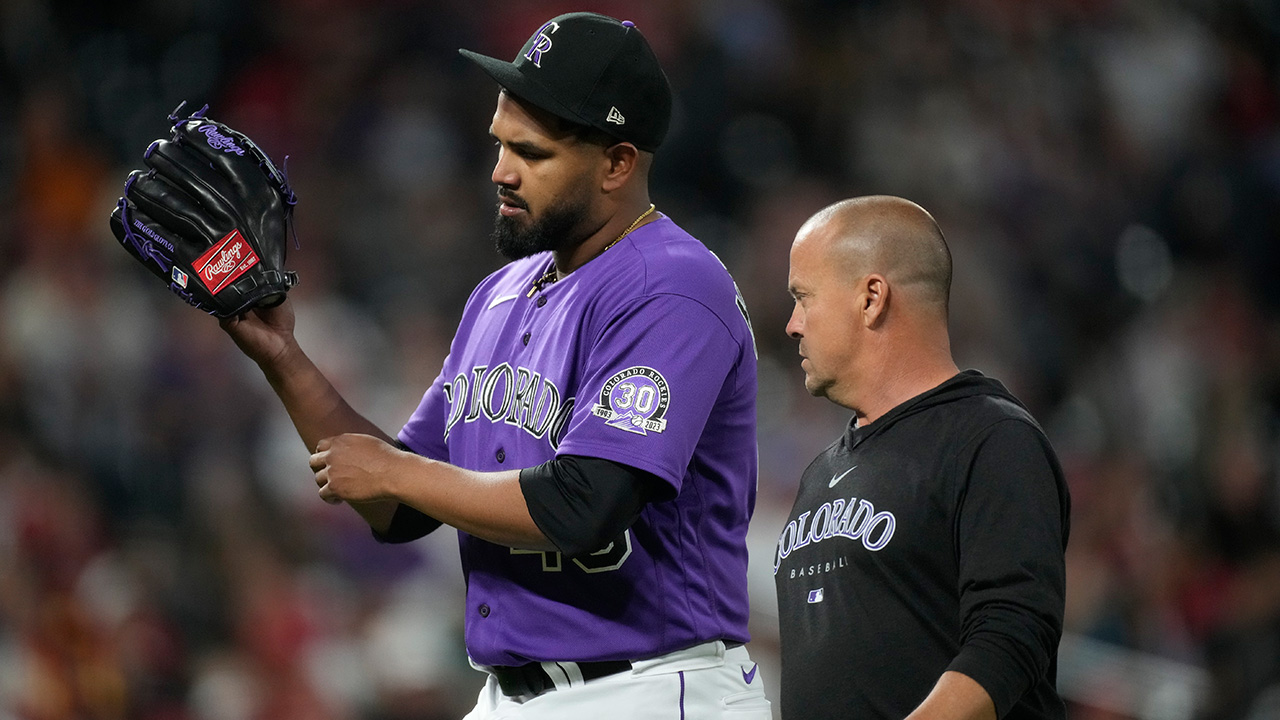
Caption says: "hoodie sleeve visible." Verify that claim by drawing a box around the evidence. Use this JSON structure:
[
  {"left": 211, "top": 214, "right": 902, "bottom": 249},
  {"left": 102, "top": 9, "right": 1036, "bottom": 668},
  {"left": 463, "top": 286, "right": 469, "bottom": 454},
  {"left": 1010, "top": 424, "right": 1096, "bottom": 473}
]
[{"left": 947, "top": 418, "right": 1069, "bottom": 718}]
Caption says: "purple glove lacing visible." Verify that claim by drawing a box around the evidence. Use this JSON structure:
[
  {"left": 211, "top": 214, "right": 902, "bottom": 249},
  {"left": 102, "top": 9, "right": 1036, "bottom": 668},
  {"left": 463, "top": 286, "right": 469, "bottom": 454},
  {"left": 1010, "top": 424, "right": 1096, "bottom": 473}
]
[
  {"left": 116, "top": 185, "right": 173, "bottom": 274},
  {"left": 281, "top": 155, "right": 299, "bottom": 249},
  {"left": 168, "top": 101, "right": 209, "bottom": 126},
  {"left": 173, "top": 286, "right": 212, "bottom": 314}
]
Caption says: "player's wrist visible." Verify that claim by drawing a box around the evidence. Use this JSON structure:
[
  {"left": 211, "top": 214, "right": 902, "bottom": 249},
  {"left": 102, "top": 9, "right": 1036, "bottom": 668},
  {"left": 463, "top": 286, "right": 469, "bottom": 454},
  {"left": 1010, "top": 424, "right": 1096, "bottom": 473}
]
[
  {"left": 257, "top": 337, "right": 319, "bottom": 395},
  {"left": 263, "top": 334, "right": 305, "bottom": 371},
  {"left": 382, "top": 447, "right": 434, "bottom": 502}
]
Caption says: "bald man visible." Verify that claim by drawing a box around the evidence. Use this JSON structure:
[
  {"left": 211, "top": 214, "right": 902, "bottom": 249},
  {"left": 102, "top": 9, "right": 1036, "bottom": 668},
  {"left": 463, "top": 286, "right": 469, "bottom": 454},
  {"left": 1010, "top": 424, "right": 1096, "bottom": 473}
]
[{"left": 773, "top": 196, "right": 1069, "bottom": 719}]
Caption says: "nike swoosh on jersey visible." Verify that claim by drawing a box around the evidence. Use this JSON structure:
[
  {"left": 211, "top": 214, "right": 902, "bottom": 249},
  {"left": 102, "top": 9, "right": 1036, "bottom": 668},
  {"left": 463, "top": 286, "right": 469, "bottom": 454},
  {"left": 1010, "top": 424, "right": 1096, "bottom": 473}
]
[
  {"left": 486, "top": 293, "right": 519, "bottom": 309},
  {"left": 742, "top": 663, "right": 758, "bottom": 685},
  {"left": 829, "top": 465, "right": 857, "bottom": 488}
]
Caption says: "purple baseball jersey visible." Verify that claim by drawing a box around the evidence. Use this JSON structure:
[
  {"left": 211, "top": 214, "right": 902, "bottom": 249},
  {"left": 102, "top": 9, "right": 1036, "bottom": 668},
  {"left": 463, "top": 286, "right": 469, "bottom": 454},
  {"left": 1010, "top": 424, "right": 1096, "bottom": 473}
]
[{"left": 398, "top": 216, "right": 758, "bottom": 666}]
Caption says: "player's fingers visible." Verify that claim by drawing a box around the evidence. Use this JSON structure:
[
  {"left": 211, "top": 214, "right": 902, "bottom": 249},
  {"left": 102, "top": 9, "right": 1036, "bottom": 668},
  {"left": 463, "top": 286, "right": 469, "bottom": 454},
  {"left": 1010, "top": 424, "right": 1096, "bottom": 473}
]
[
  {"left": 126, "top": 168, "right": 224, "bottom": 242},
  {"left": 317, "top": 480, "right": 342, "bottom": 505},
  {"left": 309, "top": 450, "right": 327, "bottom": 472},
  {"left": 143, "top": 139, "right": 243, "bottom": 227},
  {"left": 314, "top": 468, "right": 342, "bottom": 504}
]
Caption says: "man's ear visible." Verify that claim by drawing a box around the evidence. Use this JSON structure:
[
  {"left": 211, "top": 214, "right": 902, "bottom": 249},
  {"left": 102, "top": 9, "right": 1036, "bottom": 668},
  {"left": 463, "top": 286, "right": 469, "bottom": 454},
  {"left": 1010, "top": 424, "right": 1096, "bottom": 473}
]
[
  {"left": 862, "top": 274, "right": 889, "bottom": 328},
  {"left": 601, "top": 142, "right": 639, "bottom": 192}
]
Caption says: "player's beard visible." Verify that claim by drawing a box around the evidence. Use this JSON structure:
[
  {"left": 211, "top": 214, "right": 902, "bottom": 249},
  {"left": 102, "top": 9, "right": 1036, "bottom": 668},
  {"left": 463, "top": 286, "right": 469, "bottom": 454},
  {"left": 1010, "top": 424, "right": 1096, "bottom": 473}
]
[{"left": 492, "top": 190, "right": 592, "bottom": 260}]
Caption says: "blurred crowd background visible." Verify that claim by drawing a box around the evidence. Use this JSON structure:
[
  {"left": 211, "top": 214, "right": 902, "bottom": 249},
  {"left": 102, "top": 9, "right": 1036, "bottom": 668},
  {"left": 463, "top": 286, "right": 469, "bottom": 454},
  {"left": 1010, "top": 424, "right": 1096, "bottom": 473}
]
[{"left": 1, "top": 0, "right": 1278, "bottom": 718}]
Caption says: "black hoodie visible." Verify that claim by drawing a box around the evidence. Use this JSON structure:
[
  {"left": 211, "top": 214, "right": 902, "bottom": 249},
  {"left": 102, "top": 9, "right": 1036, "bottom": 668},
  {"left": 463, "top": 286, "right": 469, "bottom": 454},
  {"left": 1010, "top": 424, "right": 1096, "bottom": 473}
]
[{"left": 774, "top": 370, "right": 1070, "bottom": 719}]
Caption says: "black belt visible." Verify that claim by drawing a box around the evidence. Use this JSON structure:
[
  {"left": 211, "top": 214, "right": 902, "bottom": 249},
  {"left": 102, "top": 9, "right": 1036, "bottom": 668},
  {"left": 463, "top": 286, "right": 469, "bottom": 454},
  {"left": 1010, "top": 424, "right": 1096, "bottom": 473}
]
[{"left": 491, "top": 659, "right": 633, "bottom": 697}]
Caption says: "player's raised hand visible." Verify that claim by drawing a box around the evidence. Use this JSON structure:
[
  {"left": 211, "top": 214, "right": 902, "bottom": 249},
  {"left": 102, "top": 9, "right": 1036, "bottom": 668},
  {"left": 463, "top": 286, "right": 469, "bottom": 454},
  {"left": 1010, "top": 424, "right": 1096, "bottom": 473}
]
[
  {"left": 310, "top": 433, "right": 404, "bottom": 505},
  {"left": 219, "top": 298, "right": 297, "bottom": 367}
]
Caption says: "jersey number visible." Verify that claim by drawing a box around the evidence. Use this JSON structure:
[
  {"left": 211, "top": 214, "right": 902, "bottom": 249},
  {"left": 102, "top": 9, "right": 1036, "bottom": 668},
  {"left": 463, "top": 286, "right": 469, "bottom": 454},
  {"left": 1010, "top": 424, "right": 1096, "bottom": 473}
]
[{"left": 511, "top": 530, "right": 633, "bottom": 573}]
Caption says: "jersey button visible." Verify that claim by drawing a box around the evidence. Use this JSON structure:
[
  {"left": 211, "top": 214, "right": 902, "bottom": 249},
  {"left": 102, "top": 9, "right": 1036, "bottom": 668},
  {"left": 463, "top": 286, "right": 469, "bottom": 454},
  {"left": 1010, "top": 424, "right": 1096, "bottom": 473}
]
[
  {"left": 536, "top": 295, "right": 547, "bottom": 308},
  {"left": 522, "top": 332, "right": 531, "bottom": 346},
  {"left": 495, "top": 448, "right": 506, "bottom": 463},
  {"left": 479, "top": 604, "right": 491, "bottom": 618}
]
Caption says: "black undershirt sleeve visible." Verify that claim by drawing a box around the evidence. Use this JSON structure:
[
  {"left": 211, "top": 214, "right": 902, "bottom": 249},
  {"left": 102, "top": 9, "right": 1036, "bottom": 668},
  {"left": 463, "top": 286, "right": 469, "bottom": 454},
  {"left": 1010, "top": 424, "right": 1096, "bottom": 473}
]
[
  {"left": 519, "top": 455, "right": 669, "bottom": 559},
  {"left": 370, "top": 440, "right": 445, "bottom": 544}
]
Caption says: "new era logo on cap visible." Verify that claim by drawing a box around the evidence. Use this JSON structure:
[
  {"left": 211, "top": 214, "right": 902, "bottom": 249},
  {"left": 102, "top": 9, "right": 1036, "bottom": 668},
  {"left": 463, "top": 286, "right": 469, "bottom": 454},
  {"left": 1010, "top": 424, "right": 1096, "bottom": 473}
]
[{"left": 607, "top": 107, "right": 625, "bottom": 125}]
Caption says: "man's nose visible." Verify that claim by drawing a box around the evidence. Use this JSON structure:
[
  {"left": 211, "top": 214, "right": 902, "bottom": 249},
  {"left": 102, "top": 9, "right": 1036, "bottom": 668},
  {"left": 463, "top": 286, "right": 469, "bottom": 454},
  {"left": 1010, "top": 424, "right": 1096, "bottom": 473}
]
[
  {"left": 492, "top": 150, "right": 518, "bottom": 187},
  {"left": 786, "top": 308, "right": 803, "bottom": 339}
]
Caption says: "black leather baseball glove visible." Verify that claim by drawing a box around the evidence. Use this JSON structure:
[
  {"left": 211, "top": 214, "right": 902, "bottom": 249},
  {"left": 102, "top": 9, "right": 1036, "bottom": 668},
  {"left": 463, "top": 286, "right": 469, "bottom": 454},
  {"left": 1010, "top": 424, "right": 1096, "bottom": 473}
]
[{"left": 109, "top": 102, "right": 299, "bottom": 318}]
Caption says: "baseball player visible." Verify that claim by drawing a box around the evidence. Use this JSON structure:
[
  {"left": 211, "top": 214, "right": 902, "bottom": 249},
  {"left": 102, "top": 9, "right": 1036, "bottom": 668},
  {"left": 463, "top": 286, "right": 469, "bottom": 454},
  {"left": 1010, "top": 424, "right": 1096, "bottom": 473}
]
[
  {"left": 222, "top": 12, "right": 769, "bottom": 719},
  {"left": 775, "top": 196, "right": 1069, "bottom": 719}
]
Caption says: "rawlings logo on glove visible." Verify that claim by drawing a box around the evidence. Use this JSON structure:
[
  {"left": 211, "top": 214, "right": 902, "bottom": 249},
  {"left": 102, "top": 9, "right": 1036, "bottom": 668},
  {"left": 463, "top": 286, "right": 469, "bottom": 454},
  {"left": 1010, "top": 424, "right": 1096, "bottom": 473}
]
[
  {"left": 109, "top": 102, "right": 299, "bottom": 318},
  {"left": 198, "top": 124, "right": 246, "bottom": 155},
  {"left": 195, "top": 230, "right": 259, "bottom": 293}
]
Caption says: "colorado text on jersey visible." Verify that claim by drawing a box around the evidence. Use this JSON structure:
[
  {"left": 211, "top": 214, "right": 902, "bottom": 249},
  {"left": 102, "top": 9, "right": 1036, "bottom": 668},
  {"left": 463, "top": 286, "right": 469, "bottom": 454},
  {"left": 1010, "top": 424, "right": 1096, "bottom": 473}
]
[
  {"left": 773, "top": 495, "right": 898, "bottom": 574},
  {"left": 442, "top": 363, "right": 575, "bottom": 448}
]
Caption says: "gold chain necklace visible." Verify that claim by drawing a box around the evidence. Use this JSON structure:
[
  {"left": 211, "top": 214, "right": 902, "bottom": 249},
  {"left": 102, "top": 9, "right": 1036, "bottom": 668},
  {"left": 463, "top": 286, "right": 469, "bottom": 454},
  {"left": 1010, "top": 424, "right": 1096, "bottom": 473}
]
[{"left": 527, "top": 204, "right": 657, "bottom": 298}]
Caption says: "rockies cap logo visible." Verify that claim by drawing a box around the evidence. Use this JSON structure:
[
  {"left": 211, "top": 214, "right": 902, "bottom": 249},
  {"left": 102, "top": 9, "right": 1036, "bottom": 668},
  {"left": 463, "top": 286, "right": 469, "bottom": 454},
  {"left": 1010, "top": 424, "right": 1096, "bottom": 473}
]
[{"left": 524, "top": 20, "right": 560, "bottom": 67}]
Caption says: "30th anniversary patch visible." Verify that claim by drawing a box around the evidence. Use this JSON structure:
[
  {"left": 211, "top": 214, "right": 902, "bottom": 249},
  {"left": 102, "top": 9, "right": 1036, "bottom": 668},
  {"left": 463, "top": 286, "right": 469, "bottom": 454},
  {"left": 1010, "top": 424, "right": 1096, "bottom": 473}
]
[{"left": 591, "top": 366, "right": 669, "bottom": 435}]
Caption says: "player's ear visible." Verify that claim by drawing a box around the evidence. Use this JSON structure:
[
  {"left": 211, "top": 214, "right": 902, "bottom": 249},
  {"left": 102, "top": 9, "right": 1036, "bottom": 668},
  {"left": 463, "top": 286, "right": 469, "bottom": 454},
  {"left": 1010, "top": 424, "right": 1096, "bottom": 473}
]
[
  {"left": 862, "top": 274, "right": 889, "bottom": 328},
  {"left": 600, "top": 142, "right": 639, "bottom": 192}
]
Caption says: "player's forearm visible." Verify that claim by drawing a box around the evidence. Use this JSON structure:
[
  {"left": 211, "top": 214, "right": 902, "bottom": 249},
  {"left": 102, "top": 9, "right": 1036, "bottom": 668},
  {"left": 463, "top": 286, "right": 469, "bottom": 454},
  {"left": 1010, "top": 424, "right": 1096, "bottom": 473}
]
[
  {"left": 385, "top": 453, "right": 554, "bottom": 550},
  {"left": 259, "top": 339, "right": 391, "bottom": 449},
  {"left": 904, "top": 671, "right": 996, "bottom": 720},
  {"left": 260, "top": 342, "right": 403, "bottom": 532}
]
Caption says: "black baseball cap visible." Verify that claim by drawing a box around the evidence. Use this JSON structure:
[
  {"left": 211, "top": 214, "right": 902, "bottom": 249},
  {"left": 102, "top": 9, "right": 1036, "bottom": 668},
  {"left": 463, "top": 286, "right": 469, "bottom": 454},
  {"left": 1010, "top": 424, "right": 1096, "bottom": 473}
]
[{"left": 459, "top": 12, "right": 672, "bottom": 152}]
